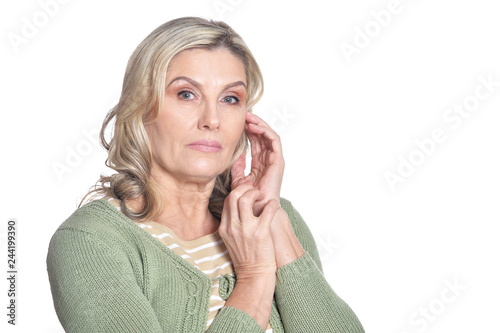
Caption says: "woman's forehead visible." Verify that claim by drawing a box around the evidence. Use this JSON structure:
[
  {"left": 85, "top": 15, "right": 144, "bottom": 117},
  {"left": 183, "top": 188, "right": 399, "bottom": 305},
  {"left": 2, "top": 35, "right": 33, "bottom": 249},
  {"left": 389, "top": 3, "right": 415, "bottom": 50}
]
[{"left": 166, "top": 48, "right": 247, "bottom": 85}]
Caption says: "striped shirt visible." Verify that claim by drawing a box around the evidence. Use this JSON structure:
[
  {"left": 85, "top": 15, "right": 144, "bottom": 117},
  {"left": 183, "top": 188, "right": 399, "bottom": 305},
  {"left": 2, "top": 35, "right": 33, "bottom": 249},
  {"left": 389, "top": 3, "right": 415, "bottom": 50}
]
[{"left": 106, "top": 197, "right": 273, "bottom": 332}]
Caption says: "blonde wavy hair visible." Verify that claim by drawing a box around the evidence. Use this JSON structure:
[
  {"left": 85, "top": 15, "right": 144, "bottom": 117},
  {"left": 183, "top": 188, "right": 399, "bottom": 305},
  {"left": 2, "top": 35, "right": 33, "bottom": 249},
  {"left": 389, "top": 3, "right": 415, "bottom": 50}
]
[{"left": 80, "top": 17, "right": 264, "bottom": 221}]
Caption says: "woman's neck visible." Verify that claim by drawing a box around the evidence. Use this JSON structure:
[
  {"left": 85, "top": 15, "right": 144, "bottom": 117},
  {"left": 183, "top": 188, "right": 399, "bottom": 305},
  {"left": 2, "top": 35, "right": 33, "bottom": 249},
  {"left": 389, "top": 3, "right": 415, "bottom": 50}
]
[{"left": 127, "top": 171, "right": 220, "bottom": 241}]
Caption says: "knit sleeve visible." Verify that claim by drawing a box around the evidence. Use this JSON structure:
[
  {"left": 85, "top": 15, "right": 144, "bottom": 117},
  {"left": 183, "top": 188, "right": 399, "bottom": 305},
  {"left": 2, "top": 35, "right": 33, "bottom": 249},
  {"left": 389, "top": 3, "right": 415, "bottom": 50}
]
[
  {"left": 46, "top": 228, "right": 163, "bottom": 333},
  {"left": 206, "top": 306, "right": 266, "bottom": 333},
  {"left": 275, "top": 199, "right": 365, "bottom": 333}
]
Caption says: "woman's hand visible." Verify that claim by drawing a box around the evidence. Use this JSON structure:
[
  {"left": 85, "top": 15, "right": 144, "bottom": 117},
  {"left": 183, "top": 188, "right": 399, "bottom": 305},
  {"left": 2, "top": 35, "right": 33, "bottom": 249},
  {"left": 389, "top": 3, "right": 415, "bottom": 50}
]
[
  {"left": 231, "top": 112, "right": 285, "bottom": 216},
  {"left": 219, "top": 182, "right": 280, "bottom": 279},
  {"left": 231, "top": 112, "right": 305, "bottom": 269},
  {"left": 219, "top": 180, "right": 281, "bottom": 329}
]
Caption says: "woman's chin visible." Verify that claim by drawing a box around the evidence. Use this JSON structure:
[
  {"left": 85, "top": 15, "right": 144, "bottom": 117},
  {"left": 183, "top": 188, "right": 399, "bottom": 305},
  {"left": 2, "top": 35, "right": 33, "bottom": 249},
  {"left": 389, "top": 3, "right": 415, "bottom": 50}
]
[{"left": 177, "top": 162, "right": 226, "bottom": 182}]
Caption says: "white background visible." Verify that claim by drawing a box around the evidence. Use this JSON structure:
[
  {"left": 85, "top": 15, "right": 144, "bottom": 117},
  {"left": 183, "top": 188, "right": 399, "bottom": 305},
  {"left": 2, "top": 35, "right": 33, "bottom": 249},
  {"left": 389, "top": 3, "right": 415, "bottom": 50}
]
[{"left": 1, "top": 0, "right": 499, "bottom": 332}]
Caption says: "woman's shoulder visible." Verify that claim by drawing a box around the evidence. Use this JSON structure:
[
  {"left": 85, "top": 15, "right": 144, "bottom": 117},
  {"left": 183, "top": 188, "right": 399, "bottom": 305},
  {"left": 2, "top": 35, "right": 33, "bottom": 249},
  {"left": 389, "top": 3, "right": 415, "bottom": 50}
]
[
  {"left": 52, "top": 199, "right": 136, "bottom": 242},
  {"left": 47, "top": 199, "right": 150, "bottom": 265}
]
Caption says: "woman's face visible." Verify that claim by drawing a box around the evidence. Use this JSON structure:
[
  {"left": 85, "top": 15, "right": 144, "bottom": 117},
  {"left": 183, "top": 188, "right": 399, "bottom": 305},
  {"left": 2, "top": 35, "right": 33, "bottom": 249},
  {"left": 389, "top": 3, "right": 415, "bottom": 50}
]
[{"left": 146, "top": 48, "right": 248, "bottom": 184}]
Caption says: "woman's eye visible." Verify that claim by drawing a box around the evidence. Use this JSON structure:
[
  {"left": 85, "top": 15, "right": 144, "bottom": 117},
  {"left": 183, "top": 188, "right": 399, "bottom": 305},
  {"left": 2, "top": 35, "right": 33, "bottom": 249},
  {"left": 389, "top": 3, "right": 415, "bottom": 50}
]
[
  {"left": 178, "top": 91, "right": 195, "bottom": 100},
  {"left": 223, "top": 96, "right": 240, "bottom": 104}
]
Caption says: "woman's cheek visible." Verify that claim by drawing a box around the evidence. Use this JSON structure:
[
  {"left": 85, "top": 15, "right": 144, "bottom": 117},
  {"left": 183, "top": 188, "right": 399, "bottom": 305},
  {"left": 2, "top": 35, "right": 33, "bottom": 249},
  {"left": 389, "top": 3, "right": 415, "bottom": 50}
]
[{"left": 228, "top": 117, "right": 246, "bottom": 144}]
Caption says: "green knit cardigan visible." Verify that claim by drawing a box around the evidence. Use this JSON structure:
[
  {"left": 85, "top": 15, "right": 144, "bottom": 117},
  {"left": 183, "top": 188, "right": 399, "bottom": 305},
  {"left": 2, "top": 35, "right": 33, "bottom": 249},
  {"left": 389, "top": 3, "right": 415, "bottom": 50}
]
[{"left": 47, "top": 198, "right": 364, "bottom": 332}]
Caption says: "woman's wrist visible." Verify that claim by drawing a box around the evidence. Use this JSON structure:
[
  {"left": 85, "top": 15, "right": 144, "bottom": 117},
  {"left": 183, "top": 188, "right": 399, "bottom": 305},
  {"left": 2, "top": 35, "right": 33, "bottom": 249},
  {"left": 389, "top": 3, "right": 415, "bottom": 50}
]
[
  {"left": 271, "top": 208, "right": 306, "bottom": 268},
  {"left": 224, "top": 273, "right": 276, "bottom": 329}
]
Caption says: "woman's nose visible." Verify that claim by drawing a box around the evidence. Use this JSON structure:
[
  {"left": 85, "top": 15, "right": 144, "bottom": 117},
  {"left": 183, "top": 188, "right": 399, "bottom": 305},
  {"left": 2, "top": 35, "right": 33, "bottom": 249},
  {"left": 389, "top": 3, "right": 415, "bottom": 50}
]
[{"left": 198, "top": 101, "right": 220, "bottom": 131}]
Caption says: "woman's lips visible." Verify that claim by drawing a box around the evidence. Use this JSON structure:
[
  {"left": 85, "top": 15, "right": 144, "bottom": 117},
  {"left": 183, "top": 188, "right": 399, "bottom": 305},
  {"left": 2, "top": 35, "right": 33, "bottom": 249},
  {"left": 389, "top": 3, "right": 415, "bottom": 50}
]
[{"left": 187, "top": 140, "right": 222, "bottom": 152}]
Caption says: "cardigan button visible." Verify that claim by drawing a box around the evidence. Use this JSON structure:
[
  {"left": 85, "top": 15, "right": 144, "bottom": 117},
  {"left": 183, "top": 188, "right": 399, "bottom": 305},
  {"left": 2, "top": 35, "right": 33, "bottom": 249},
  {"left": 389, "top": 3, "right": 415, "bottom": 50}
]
[{"left": 218, "top": 274, "right": 235, "bottom": 300}]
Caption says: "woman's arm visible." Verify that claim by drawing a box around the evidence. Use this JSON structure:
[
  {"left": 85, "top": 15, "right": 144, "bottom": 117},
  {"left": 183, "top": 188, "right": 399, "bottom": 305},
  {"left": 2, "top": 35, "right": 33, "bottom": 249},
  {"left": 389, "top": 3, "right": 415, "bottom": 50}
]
[
  {"left": 269, "top": 207, "right": 306, "bottom": 269},
  {"left": 47, "top": 229, "right": 163, "bottom": 333},
  {"left": 206, "top": 279, "right": 274, "bottom": 333},
  {"left": 233, "top": 112, "right": 364, "bottom": 331},
  {"left": 273, "top": 199, "right": 365, "bottom": 333},
  {"left": 215, "top": 184, "right": 279, "bottom": 331}
]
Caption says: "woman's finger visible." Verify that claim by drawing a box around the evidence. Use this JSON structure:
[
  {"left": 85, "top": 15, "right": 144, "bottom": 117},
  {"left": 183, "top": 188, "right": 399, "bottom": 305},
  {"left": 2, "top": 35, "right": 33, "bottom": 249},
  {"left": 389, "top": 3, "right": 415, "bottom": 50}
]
[
  {"left": 246, "top": 112, "right": 277, "bottom": 135},
  {"left": 219, "top": 197, "right": 231, "bottom": 229},
  {"left": 246, "top": 122, "right": 282, "bottom": 154},
  {"left": 237, "top": 188, "right": 263, "bottom": 222},
  {"left": 246, "top": 111, "right": 271, "bottom": 127},
  {"left": 225, "top": 183, "right": 256, "bottom": 223},
  {"left": 246, "top": 124, "right": 284, "bottom": 168},
  {"left": 259, "top": 199, "right": 280, "bottom": 228},
  {"left": 245, "top": 122, "right": 262, "bottom": 156},
  {"left": 231, "top": 152, "right": 249, "bottom": 189},
  {"left": 246, "top": 112, "right": 280, "bottom": 138}
]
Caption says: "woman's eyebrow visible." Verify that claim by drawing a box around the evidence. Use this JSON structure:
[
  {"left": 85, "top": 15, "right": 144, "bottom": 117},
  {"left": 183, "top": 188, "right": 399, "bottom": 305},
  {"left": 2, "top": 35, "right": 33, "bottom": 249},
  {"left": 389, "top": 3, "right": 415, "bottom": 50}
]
[
  {"left": 223, "top": 81, "right": 247, "bottom": 91},
  {"left": 167, "top": 76, "right": 247, "bottom": 91},
  {"left": 167, "top": 76, "right": 200, "bottom": 89}
]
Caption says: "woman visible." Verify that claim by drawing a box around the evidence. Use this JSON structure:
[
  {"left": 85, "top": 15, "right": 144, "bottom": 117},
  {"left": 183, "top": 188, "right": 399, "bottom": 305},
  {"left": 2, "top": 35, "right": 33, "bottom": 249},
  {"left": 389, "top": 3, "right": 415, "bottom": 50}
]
[{"left": 47, "top": 17, "right": 364, "bottom": 333}]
